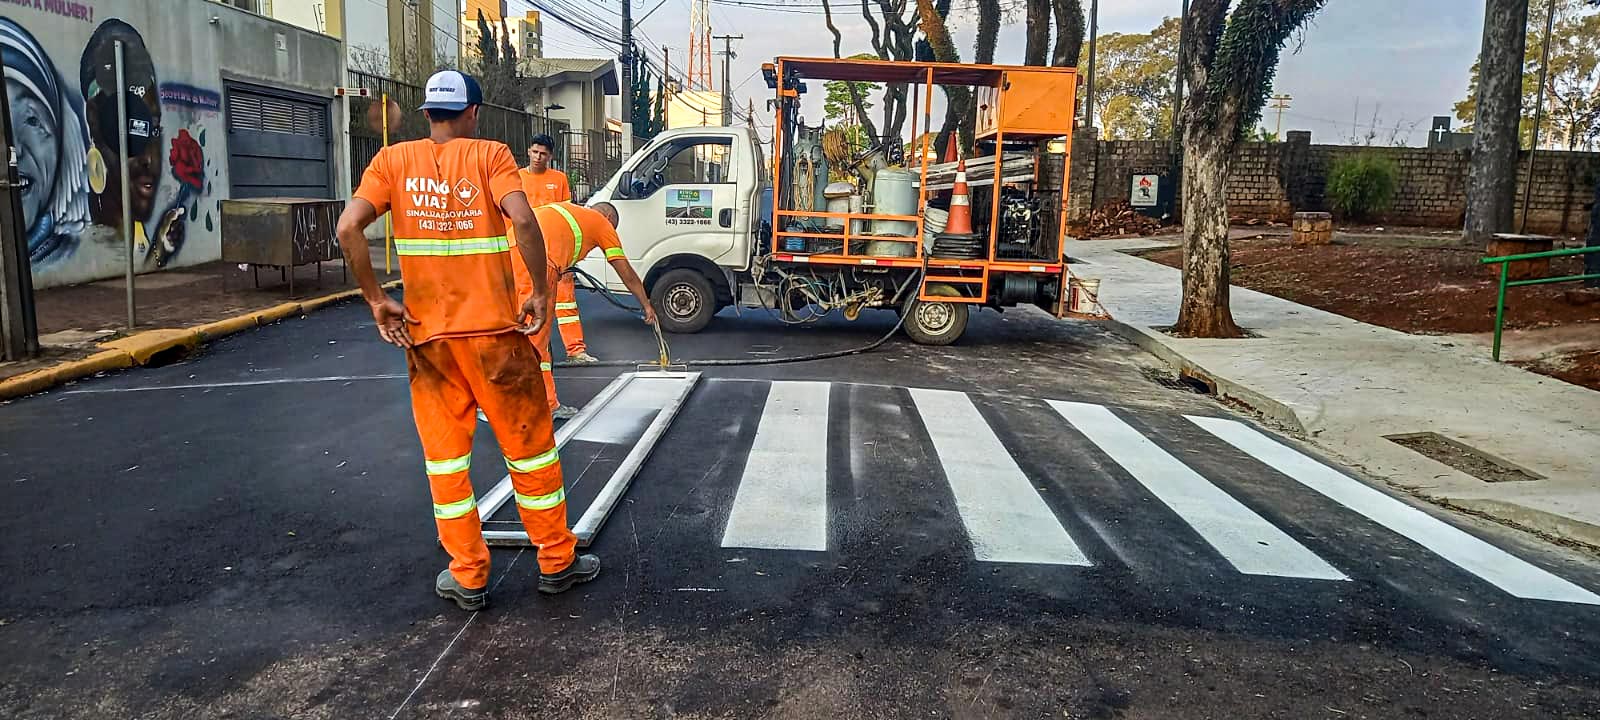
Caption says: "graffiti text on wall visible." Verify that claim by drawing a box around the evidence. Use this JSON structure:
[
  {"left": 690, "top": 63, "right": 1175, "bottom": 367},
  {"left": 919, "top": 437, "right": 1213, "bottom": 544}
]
[
  {"left": 0, "top": 0, "right": 94, "bottom": 24},
  {"left": 3, "top": 14, "right": 220, "bottom": 276}
]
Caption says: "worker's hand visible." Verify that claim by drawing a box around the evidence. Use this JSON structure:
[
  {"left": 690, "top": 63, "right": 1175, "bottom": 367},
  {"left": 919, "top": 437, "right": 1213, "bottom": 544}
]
[
  {"left": 370, "top": 296, "right": 418, "bottom": 348},
  {"left": 518, "top": 291, "right": 549, "bottom": 336},
  {"left": 641, "top": 302, "right": 658, "bottom": 327}
]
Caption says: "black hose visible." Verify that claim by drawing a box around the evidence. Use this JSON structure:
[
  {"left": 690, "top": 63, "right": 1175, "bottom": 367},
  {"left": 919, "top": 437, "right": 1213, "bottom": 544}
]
[{"left": 553, "top": 265, "right": 922, "bottom": 369}]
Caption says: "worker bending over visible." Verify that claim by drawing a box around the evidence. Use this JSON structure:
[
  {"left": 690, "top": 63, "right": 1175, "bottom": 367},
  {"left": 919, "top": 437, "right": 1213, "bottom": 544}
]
[
  {"left": 335, "top": 70, "right": 599, "bottom": 611},
  {"left": 511, "top": 201, "right": 656, "bottom": 419},
  {"left": 518, "top": 135, "right": 597, "bottom": 364}
]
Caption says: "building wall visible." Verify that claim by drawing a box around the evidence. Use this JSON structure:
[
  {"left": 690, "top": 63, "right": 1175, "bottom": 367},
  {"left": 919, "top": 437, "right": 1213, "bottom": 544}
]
[
  {"left": 1070, "top": 132, "right": 1599, "bottom": 237},
  {"left": 2, "top": 0, "right": 343, "bottom": 288},
  {"left": 430, "top": 0, "right": 457, "bottom": 63}
]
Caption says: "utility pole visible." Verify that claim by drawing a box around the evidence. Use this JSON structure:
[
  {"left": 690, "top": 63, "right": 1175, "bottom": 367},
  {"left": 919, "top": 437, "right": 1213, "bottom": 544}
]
[
  {"left": 0, "top": 69, "right": 38, "bottom": 360},
  {"left": 1083, "top": 0, "right": 1098, "bottom": 128},
  {"left": 714, "top": 33, "right": 742, "bottom": 126},
  {"left": 1269, "top": 94, "right": 1292, "bottom": 137},
  {"left": 620, "top": 0, "right": 634, "bottom": 153},
  {"left": 1519, "top": 0, "right": 1557, "bottom": 233}
]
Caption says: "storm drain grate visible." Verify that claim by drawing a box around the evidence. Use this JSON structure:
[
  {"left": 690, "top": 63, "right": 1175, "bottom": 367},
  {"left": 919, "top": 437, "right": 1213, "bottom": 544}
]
[{"left": 1385, "top": 432, "right": 1543, "bottom": 483}]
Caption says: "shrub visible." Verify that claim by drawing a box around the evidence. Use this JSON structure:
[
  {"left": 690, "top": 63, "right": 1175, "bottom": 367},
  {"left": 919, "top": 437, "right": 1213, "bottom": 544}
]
[{"left": 1325, "top": 154, "right": 1399, "bottom": 220}]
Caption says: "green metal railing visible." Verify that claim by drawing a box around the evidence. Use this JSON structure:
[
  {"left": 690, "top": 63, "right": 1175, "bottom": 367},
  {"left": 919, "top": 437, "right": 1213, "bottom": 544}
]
[{"left": 1480, "top": 245, "right": 1600, "bottom": 361}]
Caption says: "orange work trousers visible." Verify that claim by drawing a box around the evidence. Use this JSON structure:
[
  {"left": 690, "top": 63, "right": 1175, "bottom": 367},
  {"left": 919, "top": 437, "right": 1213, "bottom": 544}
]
[
  {"left": 555, "top": 273, "right": 586, "bottom": 355},
  {"left": 407, "top": 332, "right": 576, "bottom": 587},
  {"left": 527, "top": 266, "right": 564, "bottom": 412}
]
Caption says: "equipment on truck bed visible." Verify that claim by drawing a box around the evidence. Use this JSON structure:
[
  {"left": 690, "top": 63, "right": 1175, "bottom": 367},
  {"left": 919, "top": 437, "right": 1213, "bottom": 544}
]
[{"left": 574, "top": 56, "right": 1081, "bottom": 346}]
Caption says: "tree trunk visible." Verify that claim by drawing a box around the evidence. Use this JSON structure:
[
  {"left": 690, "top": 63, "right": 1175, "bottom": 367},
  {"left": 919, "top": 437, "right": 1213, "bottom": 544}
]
[
  {"left": 975, "top": 0, "right": 1001, "bottom": 65},
  {"left": 1051, "top": 0, "right": 1085, "bottom": 67},
  {"left": 1024, "top": 0, "right": 1051, "bottom": 66},
  {"left": 1172, "top": 130, "right": 1244, "bottom": 338},
  {"left": 1462, "top": 0, "right": 1531, "bottom": 247}
]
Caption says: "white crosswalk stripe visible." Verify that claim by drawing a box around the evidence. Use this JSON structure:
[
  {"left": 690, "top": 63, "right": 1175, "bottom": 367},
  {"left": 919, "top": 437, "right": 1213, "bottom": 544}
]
[
  {"left": 694, "top": 380, "right": 1597, "bottom": 605},
  {"left": 1189, "top": 415, "right": 1600, "bottom": 606},
  {"left": 911, "top": 388, "right": 1092, "bottom": 566},
  {"left": 721, "top": 381, "right": 832, "bottom": 551},
  {"left": 1049, "top": 401, "right": 1346, "bottom": 581}
]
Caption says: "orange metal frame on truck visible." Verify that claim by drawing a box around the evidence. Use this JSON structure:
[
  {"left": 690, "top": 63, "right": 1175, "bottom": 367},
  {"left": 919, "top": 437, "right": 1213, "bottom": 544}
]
[{"left": 766, "top": 56, "right": 1078, "bottom": 312}]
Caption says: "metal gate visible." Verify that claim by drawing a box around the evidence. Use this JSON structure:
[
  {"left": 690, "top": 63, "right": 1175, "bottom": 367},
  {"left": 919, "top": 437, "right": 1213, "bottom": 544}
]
[{"left": 225, "top": 84, "right": 333, "bottom": 199}]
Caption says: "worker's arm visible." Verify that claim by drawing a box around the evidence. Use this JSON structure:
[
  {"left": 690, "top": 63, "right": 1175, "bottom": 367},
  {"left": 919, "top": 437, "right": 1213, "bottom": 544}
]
[
  {"left": 502, "top": 190, "right": 550, "bottom": 336},
  {"left": 607, "top": 257, "right": 658, "bottom": 326},
  {"left": 336, "top": 198, "right": 417, "bottom": 348}
]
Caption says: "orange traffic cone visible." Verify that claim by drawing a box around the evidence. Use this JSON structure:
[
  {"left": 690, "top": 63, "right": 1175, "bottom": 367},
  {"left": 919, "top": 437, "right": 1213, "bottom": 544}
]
[{"left": 944, "top": 159, "right": 974, "bottom": 235}]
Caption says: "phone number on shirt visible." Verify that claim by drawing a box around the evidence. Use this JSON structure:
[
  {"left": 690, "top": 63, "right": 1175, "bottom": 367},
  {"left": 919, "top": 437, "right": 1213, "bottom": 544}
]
[{"left": 416, "top": 218, "right": 477, "bottom": 232}]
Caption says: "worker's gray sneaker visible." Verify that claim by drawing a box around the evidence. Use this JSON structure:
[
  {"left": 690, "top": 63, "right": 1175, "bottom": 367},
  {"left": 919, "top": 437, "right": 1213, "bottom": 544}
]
[
  {"left": 538, "top": 554, "right": 601, "bottom": 595},
  {"left": 552, "top": 405, "right": 580, "bottom": 421},
  {"left": 568, "top": 351, "right": 599, "bottom": 364},
  {"left": 435, "top": 569, "right": 488, "bottom": 611}
]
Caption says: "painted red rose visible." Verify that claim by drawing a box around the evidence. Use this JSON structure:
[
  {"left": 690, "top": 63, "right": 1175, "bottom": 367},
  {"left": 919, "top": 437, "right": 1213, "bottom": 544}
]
[{"left": 170, "top": 129, "right": 204, "bottom": 190}]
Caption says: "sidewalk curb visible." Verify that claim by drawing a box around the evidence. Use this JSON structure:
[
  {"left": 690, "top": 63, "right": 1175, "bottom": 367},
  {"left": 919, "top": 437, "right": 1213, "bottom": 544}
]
[
  {"left": 1100, "top": 316, "right": 1600, "bottom": 554},
  {"left": 1099, "top": 318, "right": 1309, "bottom": 434},
  {"left": 0, "top": 280, "right": 400, "bottom": 402}
]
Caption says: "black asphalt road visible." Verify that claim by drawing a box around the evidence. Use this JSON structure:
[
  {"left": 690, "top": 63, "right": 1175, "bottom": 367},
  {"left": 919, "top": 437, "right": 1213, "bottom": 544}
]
[{"left": 2, "top": 292, "right": 1599, "bottom": 719}]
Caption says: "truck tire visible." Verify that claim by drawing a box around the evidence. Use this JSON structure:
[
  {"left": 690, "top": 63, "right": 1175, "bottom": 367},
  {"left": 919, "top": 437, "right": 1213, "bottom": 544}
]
[
  {"left": 904, "top": 284, "right": 968, "bottom": 345},
  {"left": 652, "top": 269, "right": 716, "bottom": 333}
]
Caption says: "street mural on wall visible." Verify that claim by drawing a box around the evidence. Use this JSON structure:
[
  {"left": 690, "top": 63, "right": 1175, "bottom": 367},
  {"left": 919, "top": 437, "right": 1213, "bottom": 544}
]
[{"left": 2, "top": 11, "right": 223, "bottom": 287}]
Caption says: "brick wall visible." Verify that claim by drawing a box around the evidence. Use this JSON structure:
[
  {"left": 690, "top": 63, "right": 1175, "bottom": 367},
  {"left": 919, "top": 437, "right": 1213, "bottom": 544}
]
[{"left": 1069, "top": 130, "right": 1599, "bottom": 236}]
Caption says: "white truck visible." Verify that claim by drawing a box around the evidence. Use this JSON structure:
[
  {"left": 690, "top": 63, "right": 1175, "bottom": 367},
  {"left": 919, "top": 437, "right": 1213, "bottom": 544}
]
[{"left": 576, "top": 57, "right": 1079, "bottom": 346}]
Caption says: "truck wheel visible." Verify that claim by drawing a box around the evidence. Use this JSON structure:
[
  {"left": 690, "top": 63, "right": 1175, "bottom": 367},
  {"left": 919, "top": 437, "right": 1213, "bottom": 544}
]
[
  {"left": 652, "top": 269, "right": 716, "bottom": 333},
  {"left": 904, "top": 284, "right": 968, "bottom": 345}
]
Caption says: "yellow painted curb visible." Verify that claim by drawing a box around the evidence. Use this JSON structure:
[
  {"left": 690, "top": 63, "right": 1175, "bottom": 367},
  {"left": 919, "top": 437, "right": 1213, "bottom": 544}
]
[
  {"left": 252, "top": 302, "right": 305, "bottom": 324},
  {"left": 0, "top": 349, "right": 134, "bottom": 400},
  {"left": 101, "top": 328, "right": 202, "bottom": 366},
  {"left": 300, "top": 288, "right": 362, "bottom": 313},
  {"left": 194, "top": 314, "right": 261, "bottom": 341}
]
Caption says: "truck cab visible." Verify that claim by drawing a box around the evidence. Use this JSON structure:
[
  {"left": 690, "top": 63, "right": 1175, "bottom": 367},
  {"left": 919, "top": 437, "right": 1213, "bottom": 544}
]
[{"left": 581, "top": 127, "right": 768, "bottom": 331}]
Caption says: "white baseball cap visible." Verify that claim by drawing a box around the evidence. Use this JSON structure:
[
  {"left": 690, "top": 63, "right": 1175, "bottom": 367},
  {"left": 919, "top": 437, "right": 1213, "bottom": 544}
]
[{"left": 418, "top": 70, "right": 483, "bottom": 111}]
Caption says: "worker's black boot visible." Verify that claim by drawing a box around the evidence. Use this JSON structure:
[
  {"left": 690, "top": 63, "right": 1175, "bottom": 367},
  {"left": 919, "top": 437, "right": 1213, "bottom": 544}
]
[
  {"left": 435, "top": 570, "right": 488, "bottom": 611},
  {"left": 538, "top": 554, "right": 601, "bottom": 595}
]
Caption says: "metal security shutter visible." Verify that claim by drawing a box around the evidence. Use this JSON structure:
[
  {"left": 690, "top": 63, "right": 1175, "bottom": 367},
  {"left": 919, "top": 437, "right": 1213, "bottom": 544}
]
[{"left": 225, "top": 85, "right": 333, "bottom": 199}]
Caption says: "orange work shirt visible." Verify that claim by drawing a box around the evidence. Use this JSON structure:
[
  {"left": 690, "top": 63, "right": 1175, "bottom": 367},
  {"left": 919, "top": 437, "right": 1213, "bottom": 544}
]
[
  {"left": 510, "top": 202, "right": 627, "bottom": 301},
  {"left": 355, "top": 138, "right": 526, "bottom": 344},
  {"left": 519, "top": 168, "right": 571, "bottom": 207}
]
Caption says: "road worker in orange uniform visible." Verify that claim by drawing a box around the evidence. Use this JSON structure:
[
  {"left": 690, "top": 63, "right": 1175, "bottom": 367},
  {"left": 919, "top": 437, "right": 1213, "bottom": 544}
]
[
  {"left": 519, "top": 134, "right": 599, "bottom": 365},
  {"left": 334, "top": 70, "right": 599, "bottom": 611},
  {"left": 510, "top": 200, "right": 657, "bottom": 419}
]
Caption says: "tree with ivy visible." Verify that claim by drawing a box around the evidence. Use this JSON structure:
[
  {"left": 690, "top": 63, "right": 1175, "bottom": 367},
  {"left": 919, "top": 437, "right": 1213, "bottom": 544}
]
[{"left": 1172, "top": 0, "right": 1328, "bottom": 338}]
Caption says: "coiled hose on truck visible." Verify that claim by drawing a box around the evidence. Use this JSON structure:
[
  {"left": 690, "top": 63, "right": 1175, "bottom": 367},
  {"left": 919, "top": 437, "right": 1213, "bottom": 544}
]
[{"left": 550, "top": 265, "right": 922, "bottom": 369}]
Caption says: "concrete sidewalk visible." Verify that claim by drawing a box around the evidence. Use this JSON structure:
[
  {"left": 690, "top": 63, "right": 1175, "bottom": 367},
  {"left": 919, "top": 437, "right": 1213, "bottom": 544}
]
[{"left": 1067, "top": 237, "right": 1600, "bottom": 549}]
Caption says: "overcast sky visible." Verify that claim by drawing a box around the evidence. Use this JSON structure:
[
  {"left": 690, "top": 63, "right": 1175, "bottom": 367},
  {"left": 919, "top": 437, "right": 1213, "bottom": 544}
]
[{"left": 517, "top": 0, "right": 1487, "bottom": 147}]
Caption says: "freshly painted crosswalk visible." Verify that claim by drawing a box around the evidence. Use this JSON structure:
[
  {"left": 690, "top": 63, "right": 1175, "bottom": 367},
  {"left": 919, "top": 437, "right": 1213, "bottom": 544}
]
[
  {"left": 1189, "top": 415, "right": 1600, "bottom": 605},
  {"left": 910, "top": 389, "right": 1092, "bottom": 566},
  {"left": 1049, "top": 400, "right": 1347, "bottom": 581},
  {"left": 720, "top": 381, "right": 832, "bottom": 551},
  {"left": 695, "top": 380, "right": 1599, "bottom": 606}
]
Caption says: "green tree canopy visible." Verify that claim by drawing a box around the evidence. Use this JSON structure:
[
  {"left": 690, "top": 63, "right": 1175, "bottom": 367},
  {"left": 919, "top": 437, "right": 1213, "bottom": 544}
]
[
  {"left": 1077, "top": 16, "right": 1180, "bottom": 140},
  {"left": 1454, "top": 0, "right": 1600, "bottom": 150}
]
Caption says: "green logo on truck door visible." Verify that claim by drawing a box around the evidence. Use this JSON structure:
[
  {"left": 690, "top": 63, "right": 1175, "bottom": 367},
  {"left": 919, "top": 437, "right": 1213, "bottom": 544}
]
[{"left": 666, "top": 188, "right": 714, "bottom": 224}]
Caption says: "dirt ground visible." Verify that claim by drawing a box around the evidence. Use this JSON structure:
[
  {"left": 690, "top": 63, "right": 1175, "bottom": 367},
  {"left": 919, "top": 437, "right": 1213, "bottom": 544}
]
[{"left": 1138, "top": 235, "right": 1600, "bottom": 390}]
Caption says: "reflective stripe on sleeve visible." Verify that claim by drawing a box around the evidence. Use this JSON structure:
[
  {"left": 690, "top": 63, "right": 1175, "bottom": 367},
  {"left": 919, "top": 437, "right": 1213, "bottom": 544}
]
[
  {"left": 555, "top": 302, "right": 579, "bottom": 310},
  {"left": 425, "top": 452, "right": 472, "bottom": 476},
  {"left": 506, "top": 448, "right": 559, "bottom": 473},
  {"left": 539, "top": 361, "right": 553, "bottom": 371},
  {"left": 394, "top": 236, "right": 510, "bottom": 257},
  {"left": 557, "top": 316, "right": 581, "bottom": 325},
  {"left": 604, "top": 247, "right": 626, "bottom": 259},
  {"left": 433, "top": 493, "right": 477, "bottom": 520},
  {"left": 548, "top": 204, "right": 584, "bottom": 265},
  {"left": 515, "top": 487, "right": 566, "bottom": 511}
]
